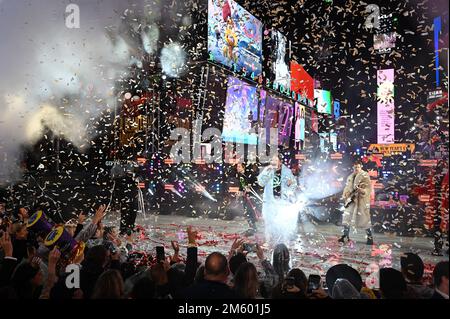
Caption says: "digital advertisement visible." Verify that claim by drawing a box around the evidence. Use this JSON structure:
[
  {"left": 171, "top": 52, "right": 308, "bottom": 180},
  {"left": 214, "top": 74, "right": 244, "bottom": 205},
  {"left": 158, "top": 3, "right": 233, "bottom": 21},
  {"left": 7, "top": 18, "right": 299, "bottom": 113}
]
[
  {"left": 207, "top": 0, "right": 263, "bottom": 79},
  {"left": 222, "top": 76, "right": 259, "bottom": 144},
  {"left": 314, "top": 89, "right": 332, "bottom": 114}
]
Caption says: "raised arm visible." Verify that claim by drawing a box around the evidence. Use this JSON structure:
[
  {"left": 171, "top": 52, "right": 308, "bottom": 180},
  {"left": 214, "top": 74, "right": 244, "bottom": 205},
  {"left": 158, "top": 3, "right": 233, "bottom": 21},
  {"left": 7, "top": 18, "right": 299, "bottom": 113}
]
[
  {"left": 257, "top": 166, "right": 273, "bottom": 187},
  {"left": 183, "top": 226, "right": 198, "bottom": 287}
]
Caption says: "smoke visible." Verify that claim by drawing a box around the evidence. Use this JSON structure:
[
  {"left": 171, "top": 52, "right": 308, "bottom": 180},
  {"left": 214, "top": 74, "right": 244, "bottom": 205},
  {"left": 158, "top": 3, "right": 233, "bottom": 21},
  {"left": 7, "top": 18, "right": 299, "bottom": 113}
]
[
  {"left": 161, "top": 42, "right": 187, "bottom": 78},
  {"left": 0, "top": 0, "right": 194, "bottom": 186},
  {"left": 299, "top": 156, "right": 348, "bottom": 200},
  {"left": 0, "top": 1, "right": 129, "bottom": 185}
]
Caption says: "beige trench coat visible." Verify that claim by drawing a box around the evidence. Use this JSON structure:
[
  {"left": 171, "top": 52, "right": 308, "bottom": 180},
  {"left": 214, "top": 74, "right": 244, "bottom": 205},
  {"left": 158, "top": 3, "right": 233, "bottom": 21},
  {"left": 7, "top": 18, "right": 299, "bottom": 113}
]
[{"left": 342, "top": 170, "right": 372, "bottom": 229}]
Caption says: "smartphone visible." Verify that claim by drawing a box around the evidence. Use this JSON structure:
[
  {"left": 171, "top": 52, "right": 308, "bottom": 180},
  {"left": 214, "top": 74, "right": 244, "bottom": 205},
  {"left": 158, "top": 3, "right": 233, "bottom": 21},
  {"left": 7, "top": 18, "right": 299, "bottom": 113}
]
[
  {"left": 307, "top": 274, "right": 321, "bottom": 293},
  {"left": 156, "top": 246, "right": 165, "bottom": 262},
  {"left": 243, "top": 243, "right": 256, "bottom": 252}
]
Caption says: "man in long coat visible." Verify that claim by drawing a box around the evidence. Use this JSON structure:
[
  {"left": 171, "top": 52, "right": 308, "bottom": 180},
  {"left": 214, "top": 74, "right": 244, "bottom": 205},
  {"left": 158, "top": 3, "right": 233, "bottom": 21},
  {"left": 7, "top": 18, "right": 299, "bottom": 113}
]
[{"left": 339, "top": 160, "right": 373, "bottom": 245}]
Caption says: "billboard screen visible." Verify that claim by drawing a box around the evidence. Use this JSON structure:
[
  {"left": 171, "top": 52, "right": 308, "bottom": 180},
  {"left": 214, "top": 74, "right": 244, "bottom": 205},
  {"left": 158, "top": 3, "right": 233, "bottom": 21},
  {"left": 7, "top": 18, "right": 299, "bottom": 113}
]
[
  {"left": 269, "top": 29, "right": 291, "bottom": 88},
  {"left": 377, "top": 69, "right": 395, "bottom": 144},
  {"left": 374, "top": 32, "right": 396, "bottom": 51},
  {"left": 333, "top": 100, "right": 340, "bottom": 119},
  {"left": 222, "top": 76, "right": 259, "bottom": 144},
  {"left": 294, "top": 102, "right": 306, "bottom": 150},
  {"left": 260, "top": 91, "right": 293, "bottom": 147},
  {"left": 314, "top": 89, "right": 332, "bottom": 114},
  {"left": 291, "top": 61, "right": 314, "bottom": 103},
  {"left": 208, "top": 0, "right": 263, "bottom": 79}
]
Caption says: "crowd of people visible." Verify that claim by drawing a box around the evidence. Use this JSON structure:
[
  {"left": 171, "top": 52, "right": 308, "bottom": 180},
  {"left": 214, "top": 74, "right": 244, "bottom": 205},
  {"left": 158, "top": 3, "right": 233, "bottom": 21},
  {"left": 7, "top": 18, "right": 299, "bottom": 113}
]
[{"left": 0, "top": 205, "right": 448, "bottom": 300}]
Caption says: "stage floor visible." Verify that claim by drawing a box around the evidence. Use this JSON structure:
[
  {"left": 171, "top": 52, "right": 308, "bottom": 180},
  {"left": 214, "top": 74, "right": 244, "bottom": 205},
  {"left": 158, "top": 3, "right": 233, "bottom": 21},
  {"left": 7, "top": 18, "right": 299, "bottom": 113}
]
[{"left": 104, "top": 212, "right": 449, "bottom": 287}]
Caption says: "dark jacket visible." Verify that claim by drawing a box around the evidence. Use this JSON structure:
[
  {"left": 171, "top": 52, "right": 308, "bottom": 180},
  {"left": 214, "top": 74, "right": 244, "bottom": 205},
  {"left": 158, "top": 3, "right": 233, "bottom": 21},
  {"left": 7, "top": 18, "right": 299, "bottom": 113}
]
[
  {"left": 0, "top": 257, "right": 18, "bottom": 287},
  {"left": 12, "top": 239, "right": 28, "bottom": 262},
  {"left": 80, "top": 263, "right": 105, "bottom": 299},
  {"left": 183, "top": 247, "right": 198, "bottom": 287},
  {"left": 180, "top": 280, "right": 238, "bottom": 299},
  {"left": 431, "top": 290, "right": 447, "bottom": 299}
]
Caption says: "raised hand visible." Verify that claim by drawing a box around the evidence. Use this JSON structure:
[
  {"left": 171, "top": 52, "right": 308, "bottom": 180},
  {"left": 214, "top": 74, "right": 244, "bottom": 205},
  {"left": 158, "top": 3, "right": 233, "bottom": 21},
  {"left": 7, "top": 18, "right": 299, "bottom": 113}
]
[
  {"left": 0, "top": 231, "right": 13, "bottom": 257},
  {"left": 187, "top": 226, "right": 198, "bottom": 246},
  {"left": 255, "top": 243, "right": 265, "bottom": 261},
  {"left": 171, "top": 240, "right": 180, "bottom": 253},
  {"left": 48, "top": 247, "right": 61, "bottom": 267},
  {"left": 77, "top": 212, "right": 87, "bottom": 225},
  {"left": 92, "top": 204, "right": 107, "bottom": 224},
  {"left": 31, "top": 256, "right": 42, "bottom": 269}
]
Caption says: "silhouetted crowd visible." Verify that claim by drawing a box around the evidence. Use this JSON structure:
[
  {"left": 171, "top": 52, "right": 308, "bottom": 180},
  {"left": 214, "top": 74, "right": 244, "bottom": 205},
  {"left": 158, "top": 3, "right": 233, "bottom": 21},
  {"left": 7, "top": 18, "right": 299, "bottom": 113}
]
[{"left": 0, "top": 205, "right": 448, "bottom": 299}]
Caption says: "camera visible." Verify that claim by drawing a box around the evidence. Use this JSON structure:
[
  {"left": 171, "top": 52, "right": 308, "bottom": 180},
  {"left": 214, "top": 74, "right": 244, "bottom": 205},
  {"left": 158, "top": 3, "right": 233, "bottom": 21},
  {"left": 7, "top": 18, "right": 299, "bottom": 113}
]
[{"left": 242, "top": 243, "right": 256, "bottom": 252}]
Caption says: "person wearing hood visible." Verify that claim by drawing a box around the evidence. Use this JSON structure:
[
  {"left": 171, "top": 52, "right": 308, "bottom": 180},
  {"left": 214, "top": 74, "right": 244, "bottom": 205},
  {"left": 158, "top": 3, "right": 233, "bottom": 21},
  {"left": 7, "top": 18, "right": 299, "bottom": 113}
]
[{"left": 331, "top": 278, "right": 362, "bottom": 299}]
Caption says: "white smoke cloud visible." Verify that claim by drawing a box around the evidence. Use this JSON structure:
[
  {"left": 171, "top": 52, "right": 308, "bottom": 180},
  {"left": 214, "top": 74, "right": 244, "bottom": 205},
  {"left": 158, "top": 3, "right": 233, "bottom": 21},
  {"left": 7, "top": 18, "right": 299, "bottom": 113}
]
[
  {"left": 0, "top": 0, "right": 191, "bottom": 186},
  {"left": 160, "top": 42, "right": 187, "bottom": 78},
  {"left": 299, "top": 157, "right": 347, "bottom": 200},
  {"left": 0, "top": 0, "right": 132, "bottom": 185}
]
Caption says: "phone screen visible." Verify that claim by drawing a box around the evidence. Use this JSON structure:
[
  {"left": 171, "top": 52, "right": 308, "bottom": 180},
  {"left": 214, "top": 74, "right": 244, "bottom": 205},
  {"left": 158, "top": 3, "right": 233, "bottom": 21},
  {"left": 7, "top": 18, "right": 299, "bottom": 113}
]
[
  {"left": 156, "top": 246, "right": 165, "bottom": 262},
  {"left": 307, "top": 275, "right": 321, "bottom": 293},
  {"left": 243, "top": 243, "right": 255, "bottom": 252}
]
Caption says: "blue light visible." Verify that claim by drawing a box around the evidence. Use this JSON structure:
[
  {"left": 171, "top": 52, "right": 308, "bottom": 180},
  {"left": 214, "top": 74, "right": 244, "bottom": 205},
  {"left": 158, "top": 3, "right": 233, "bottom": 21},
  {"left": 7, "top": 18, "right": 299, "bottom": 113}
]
[{"left": 434, "top": 17, "right": 442, "bottom": 87}]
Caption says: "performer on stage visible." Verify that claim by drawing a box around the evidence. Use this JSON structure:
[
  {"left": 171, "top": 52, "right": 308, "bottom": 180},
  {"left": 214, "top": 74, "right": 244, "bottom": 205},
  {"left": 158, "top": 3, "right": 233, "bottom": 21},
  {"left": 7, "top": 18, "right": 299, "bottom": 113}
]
[
  {"left": 110, "top": 158, "right": 139, "bottom": 236},
  {"left": 257, "top": 153, "right": 298, "bottom": 241},
  {"left": 236, "top": 162, "right": 259, "bottom": 236},
  {"left": 339, "top": 160, "right": 373, "bottom": 245}
]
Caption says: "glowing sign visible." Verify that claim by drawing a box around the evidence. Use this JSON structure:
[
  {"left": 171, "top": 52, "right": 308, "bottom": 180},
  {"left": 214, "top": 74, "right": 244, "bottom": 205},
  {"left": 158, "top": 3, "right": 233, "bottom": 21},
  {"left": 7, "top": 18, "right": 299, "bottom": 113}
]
[
  {"left": 434, "top": 17, "right": 441, "bottom": 87},
  {"left": 377, "top": 69, "right": 395, "bottom": 144},
  {"left": 333, "top": 100, "right": 340, "bottom": 119},
  {"left": 294, "top": 102, "right": 306, "bottom": 150},
  {"left": 314, "top": 89, "right": 332, "bottom": 114},
  {"left": 374, "top": 32, "right": 396, "bottom": 53},
  {"left": 291, "top": 61, "right": 314, "bottom": 103},
  {"left": 368, "top": 143, "right": 413, "bottom": 156}
]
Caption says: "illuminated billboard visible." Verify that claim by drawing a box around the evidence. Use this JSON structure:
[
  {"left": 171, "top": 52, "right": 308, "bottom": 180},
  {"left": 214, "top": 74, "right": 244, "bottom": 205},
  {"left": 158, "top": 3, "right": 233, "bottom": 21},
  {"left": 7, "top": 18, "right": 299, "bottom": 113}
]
[
  {"left": 374, "top": 32, "right": 396, "bottom": 52},
  {"left": 260, "top": 91, "right": 293, "bottom": 147},
  {"left": 333, "top": 100, "right": 340, "bottom": 119},
  {"left": 314, "top": 89, "right": 332, "bottom": 114},
  {"left": 207, "top": 0, "right": 263, "bottom": 79},
  {"left": 222, "top": 76, "right": 259, "bottom": 144},
  {"left": 294, "top": 102, "right": 306, "bottom": 150},
  {"left": 377, "top": 69, "right": 395, "bottom": 144},
  {"left": 291, "top": 61, "right": 314, "bottom": 104}
]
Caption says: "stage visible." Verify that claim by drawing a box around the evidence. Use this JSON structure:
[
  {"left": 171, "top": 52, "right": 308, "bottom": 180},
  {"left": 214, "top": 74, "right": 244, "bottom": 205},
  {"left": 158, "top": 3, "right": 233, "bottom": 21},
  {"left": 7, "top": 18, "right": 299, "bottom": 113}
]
[{"left": 104, "top": 212, "right": 448, "bottom": 287}]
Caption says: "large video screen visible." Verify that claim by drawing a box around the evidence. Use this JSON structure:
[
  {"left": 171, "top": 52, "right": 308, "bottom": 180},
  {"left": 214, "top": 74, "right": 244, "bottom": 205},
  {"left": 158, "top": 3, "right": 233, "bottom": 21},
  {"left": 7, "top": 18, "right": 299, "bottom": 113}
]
[
  {"left": 208, "top": 0, "right": 263, "bottom": 79},
  {"left": 269, "top": 30, "right": 291, "bottom": 88},
  {"left": 374, "top": 32, "right": 396, "bottom": 52},
  {"left": 260, "top": 92, "right": 293, "bottom": 147},
  {"left": 291, "top": 61, "right": 314, "bottom": 103},
  {"left": 314, "top": 89, "right": 332, "bottom": 114},
  {"left": 294, "top": 102, "right": 306, "bottom": 150},
  {"left": 222, "top": 76, "right": 259, "bottom": 144}
]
